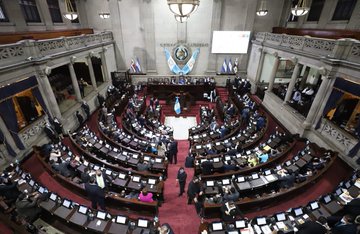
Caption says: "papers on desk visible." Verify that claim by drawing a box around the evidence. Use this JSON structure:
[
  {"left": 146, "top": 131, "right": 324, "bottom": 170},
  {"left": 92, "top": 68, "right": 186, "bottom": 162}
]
[
  {"left": 263, "top": 145, "right": 271, "bottom": 152},
  {"left": 276, "top": 222, "right": 286, "bottom": 229},
  {"left": 265, "top": 174, "right": 277, "bottom": 182},
  {"left": 339, "top": 193, "right": 353, "bottom": 204},
  {"left": 355, "top": 180, "right": 360, "bottom": 189},
  {"left": 17, "top": 179, "right": 26, "bottom": 185},
  {"left": 261, "top": 225, "right": 272, "bottom": 234}
]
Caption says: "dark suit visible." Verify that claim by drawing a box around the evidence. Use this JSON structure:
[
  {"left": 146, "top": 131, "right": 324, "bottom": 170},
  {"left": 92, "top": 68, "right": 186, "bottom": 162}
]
[
  {"left": 187, "top": 181, "right": 201, "bottom": 204},
  {"left": 52, "top": 162, "right": 73, "bottom": 177},
  {"left": 0, "top": 182, "right": 20, "bottom": 202},
  {"left": 177, "top": 171, "right": 187, "bottom": 196},
  {"left": 85, "top": 182, "right": 105, "bottom": 210},
  {"left": 201, "top": 161, "right": 213, "bottom": 175},
  {"left": 169, "top": 141, "right": 178, "bottom": 164},
  {"left": 331, "top": 223, "right": 357, "bottom": 234},
  {"left": 296, "top": 221, "right": 327, "bottom": 234}
]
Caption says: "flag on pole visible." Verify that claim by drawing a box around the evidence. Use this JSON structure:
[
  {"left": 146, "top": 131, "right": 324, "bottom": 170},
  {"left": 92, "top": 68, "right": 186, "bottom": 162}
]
[
  {"left": 181, "top": 48, "right": 200, "bottom": 75},
  {"left": 233, "top": 58, "right": 238, "bottom": 74},
  {"left": 228, "top": 58, "right": 233, "bottom": 74},
  {"left": 174, "top": 96, "right": 181, "bottom": 114},
  {"left": 221, "top": 59, "right": 228, "bottom": 74},
  {"left": 135, "top": 57, "right": 142, "bottom": 73},
  {"left": 130, "top": 59, "right": 137, "bottom": 73}
]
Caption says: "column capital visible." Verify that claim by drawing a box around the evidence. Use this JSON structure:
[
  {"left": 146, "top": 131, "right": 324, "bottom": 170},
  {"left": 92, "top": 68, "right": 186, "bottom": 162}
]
[
  {"left": 290, "top": 57, "right": 298, "bottom": 64},
  {"left": 272, "top": 52, "right": 279, "bottom": 59},
  {"left": 318, "top": 67, "right": 329, "bottom": 76},
  {"left": 70, "top": 56, "right": 77, "bottom": 64},
  {"left": 88, "top": 51, "right": 95, "bottom": 58}
]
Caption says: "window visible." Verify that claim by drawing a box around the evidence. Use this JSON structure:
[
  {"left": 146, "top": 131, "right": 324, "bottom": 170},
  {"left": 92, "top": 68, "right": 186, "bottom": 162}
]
[
  {"left": 19, "top": 0, "right": 41, "bottom": 22},
  {"left": 70, "top": 0, "right": 79, "bottom": 23},
  {"left": 47, "top": 0, "right": 62, "bottom": 23},
  {"left": 0, "top": 1, "right": 9, "bottom": 22},
  {"left": 307, "top": 0, "right": 325, "bottom": 21},
  {"left": 332, "top": 0, "right": 357, "bottom": 21}
]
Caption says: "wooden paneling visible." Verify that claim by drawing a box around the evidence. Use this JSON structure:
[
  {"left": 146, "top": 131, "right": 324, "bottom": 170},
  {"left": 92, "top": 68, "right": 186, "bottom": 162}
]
[
  {"left": 0, "top": 28, "right": 94, "bottom": 44},
  {"left": 273, "top": 27, "right": 360, "bottom": 40}
]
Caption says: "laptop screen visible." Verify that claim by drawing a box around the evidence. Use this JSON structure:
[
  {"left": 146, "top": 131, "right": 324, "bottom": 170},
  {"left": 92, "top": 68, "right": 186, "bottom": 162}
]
[
  {"left": 78, "top": 205, "right": 88, "bottom": 214},
  {"left": 97, "top": 211, "right": 106, "bottom": 220},
  {"left": 345, "top": 181, "right": 351, "bottom": 188},
  {"left": 133, "top": 176, "right": 141, "bottom": 182},
  {"left": 212, "top": 222, "right": 223, "bottom": 231},
  {"left": 294, "top": 208, "right": 303, "bottom": 216},
  {"left": 38, "top": 187, "right": 45, "bottom": 194},
  {"left": 49, "top": 193, "right": 57, "bottom": 201},
  {"left": 257, "top": 217, "right": 266, "bottom": 226},
  {"left": 310, "top": 202, "right": 319, "bottom": 210},
  {"left": 119, "top": 173, "right": 126, "bottom": 179},
  {"left": 252, "top": 174, "right": 259, "bottom": 179},
  {"left": 222, "top": 179, "right": 230, "bottom": 185},
  {"left": 116, "top": 216, "right": 127, "bottom": 224},
  {"left": 228, "top": 231, "right": 239, "bottom": 234},
  {"left": 264, "top": 170, "right": 271, "bottom": 176},
  {"left": 237, "top": 177, "right": 245, "bottom": 183},
  {"left": 213, "top": 158, "right": 220, "bottom": 163},
  {"left": 155, "top": 158, "right": 162, "bottom": 163},
  {"left": 29, "top": 180, "right": 35, "bottom": 187},
  {"left": 148, "top": 179, "right": 156, "bottom": 185},
  {"left": 206, "top": 181, "right": 214, "bottom": 187},
  {"left": 235, "top": 220, "right": 246, "bottom": 229},
  {"left": 144, "top": 156, "right": 150, "bottom": 161},
  {"left": 62, "top": 199, "right": 71, "bottom": 208},
  {"left": 138, "top": 219, "right": 149, "bottom": 228},
  {"left": 323, "top": 195, "right": 331, "bottom": 204},
  {"left": 105, "top": 170, "right": 112, "bottom": 176},
  {"left": 276, "top": 213, "right": 286, "bottom": 222}
]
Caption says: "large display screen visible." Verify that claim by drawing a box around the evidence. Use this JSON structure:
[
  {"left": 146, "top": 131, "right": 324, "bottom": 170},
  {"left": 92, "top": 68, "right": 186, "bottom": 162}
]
[{"left": 211, "top": 31, "right": 251, "bottom": 54}]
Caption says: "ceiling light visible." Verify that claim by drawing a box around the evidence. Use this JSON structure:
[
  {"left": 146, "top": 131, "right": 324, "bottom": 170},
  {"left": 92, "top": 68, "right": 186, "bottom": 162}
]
[
  {"left": 167, "top": 0, "right": 199, "bottom": 17},
  {"left": 291, "top": 0, "right": 310, "bottom": 16},
  {"left": 63, "top": 0, "right": 78, "bottom": 20}
]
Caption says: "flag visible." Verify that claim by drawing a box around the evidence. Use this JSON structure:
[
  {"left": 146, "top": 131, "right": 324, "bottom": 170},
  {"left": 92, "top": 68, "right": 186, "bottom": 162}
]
[
  {"left": 130, "top": 59, "right": 136, "bottom": 73},
  {"left": 164, "top": 48, "right": 182, "bottom": 74},
  {"left": 135, "top": 57, "right": 142, "bottom": 73},
  {"left": 174, "top": 96, "right": 181, "bottom": 114},
  {"left": 233, "top": 58, "right": 238, "bottom": 74},
  {"left": 181, "top": 48, "right": 200, "bottom": 75},
  {"left": 221, "top": 58, "right": 228, "bottom": 73},
  {"left": 228, "top": 58, "right": 233, "bottom": 74}
]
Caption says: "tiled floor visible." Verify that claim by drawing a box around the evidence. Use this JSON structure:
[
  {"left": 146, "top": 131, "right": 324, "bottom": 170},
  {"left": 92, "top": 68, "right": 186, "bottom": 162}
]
[{"left": 164, "top": 116, "right": 197, "bottom": 140}]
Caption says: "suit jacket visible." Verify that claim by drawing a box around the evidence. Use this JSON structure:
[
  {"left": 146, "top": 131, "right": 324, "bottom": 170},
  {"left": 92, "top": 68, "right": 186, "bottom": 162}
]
[
  {"left": 187, "top": 181, "right": 201, "bottom": 199},
  {"left": 297, "top": 221, "right": 327, "bottom": 234},
  {"left": 85, "top": 183, "right": 105, "bottom": 202},
  {"left": 15, "top": 197, "right": 42, "bottom": 221},
  {"left": 0, "top": 182, "right": 20, "bottom": 200},
  {"left": 331, "top": 223, "right": 357, "bottom": 234}
]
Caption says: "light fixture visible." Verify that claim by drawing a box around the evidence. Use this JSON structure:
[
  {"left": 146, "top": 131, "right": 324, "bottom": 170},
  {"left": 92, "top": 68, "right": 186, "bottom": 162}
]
[
  {"left": 291, "top": 0, "right": 310, "bottom": 16},
  {"left": 167, "top": 0, "right": 199, "bottom": 17},
  {"left": 175, "top": 15, "right": 189, "bottom": 23},
  {"left": 99, "top": 12, "right": 110, "bottom": 19},
  {"left": 63, "top": 0, "right": 78, "bottom": 20},
  {"left": 256, "top": 0, "right": 268, "bottom": 16}
]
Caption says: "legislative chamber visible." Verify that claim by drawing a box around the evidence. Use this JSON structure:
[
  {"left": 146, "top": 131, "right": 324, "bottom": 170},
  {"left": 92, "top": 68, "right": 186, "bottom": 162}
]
[{"left": 0, "top": 0, "right": 359, "bottom": 234}]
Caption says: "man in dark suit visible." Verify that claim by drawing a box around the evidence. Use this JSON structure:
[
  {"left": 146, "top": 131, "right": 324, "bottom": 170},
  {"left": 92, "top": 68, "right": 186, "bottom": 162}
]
[
  {"left": 296, "top": 217, "right": 329, "bottom": 234},
  {"left": 201, "top": 160, "right": 213, "bottom": 175},
  {"left": 176, "top": 167, "right": 187, "bottom": 196},
  {"left": 81, "top": 101, "right": 90, "bottom": 120},
  {"left": 85, "top": 177, "right": 106, "bottom": 210},
  {"left": 187, "top": 177, "right": 204, "bottom": 215},
  {"left": 168, "top": 141, "right": 178, "bottom": 164},
  {"left": 0, "top": 177, "right": 21, "bottom": 203},
  {"left": 76, "top": 111, "right": 84, "bottom": 127}
]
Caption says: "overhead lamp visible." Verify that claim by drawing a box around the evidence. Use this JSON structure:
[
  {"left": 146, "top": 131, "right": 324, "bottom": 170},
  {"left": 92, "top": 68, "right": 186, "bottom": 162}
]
[
  {"left": 291, "top": 0, "right": 310, "bottom": 16},
  {"left": 175, "top": 15, "right": 189, "bottom": 23},
  {"left": 63, "top": 0, "right": 78, "bottom": 20},
  {"left": 99, "top": 12, "right": 110, "bottom": 19},
  {"left": 167, "top": 0, "right": 199, "bottom": 17},
  {"left": 256, "top": 0, "right": 268, "bottom": 16}
]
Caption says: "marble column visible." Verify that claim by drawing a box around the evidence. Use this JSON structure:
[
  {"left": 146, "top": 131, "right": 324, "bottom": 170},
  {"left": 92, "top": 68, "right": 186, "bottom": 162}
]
[
  {"left": 303, "top": 72, "right": 331, "bottom": 128},
  {"left": 206, "top": 0, "right": 222, "bottom": 74},
  {"left": 87, "top": 54, "right": 98, "bottom": 90},
  {"left": 36, "top": 70, "right": 62, "bottom": 119},
  {"left": 267, "top": 54, "right": 280, "bottom": 92},
  {"left": 0, "top": 115, "right": 19, "bottom": 156},
  {"left": 68, "top": 60, "right": 82, "bottom": 101},
  {"left": 299, "top": 66, "right": 310, "bottom": 90},
  {"left": 251, "top": 49, "right": 266, "bottom": 94},
  {"left": 100, "top": 49, "right": 109, "bottom": 82},
  {"left": 284, "top": 60, "right": 301, "bottom": 103}
]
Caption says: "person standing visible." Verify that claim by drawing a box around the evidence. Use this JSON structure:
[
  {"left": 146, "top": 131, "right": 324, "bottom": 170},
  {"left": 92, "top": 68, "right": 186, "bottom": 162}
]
[
  {"left": 187, "top": 177, "right": 204, "bottom": 215},
  {"left": 176, "top": 167, "right": 187, "bottom": 196},
  {"left": 85, "top": 177, "right": 106, "bottom": 210},
  {"left": 81, "top": 101, "right": 90, "bottom": 120}
]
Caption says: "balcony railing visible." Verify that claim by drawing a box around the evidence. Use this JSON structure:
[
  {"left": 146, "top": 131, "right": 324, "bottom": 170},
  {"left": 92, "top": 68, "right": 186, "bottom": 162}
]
[
  {"left": 255, "top": 32, "right": 360, "bottom": 64},
  {"left": 0, "top": 31, "right": 113, "bottom": 68}
]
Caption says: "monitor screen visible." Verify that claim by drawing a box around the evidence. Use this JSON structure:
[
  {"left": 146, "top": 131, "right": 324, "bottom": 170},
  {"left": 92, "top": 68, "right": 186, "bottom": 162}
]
[
  {"left": 228, "top": 231, "right": 239, "bottom": 234},
  {"left": 138, "top": 219, "right": 149, "bottom": 228},
  {"left": 29, "top": 180, "right": 35, "bottom": 187},
  {"left": 78, "top": 206, "right": 88, "bottom": 214},
  {"left": 252, "top": 174, "right": 259, "bottom": 179},
  {"left": 294, "top": 208, "right": 303, "bottom": 216},
  {"left": 216, "top": 142, "right": 221, "bottom": 146},
  {"left": 235, "top": 220, "right": 246, "bottom": 229},
  {"left": 84, "top": 161, "right": 89, "bottom": 167},
  {"left": 133, "top": 154, "right": 139, "bottom": 159},
  {"left": 38, "top": 187, "right": 45, "bottom": 194},
  {"left": 148, "top": 179, "right": 156, "bottom": 185},
  {"left": 310, "top": 202, "right": 319, "bottom": 210},
  {"left": 97, "top": 211, "right": 106, "bottom": 220},
  {"left": 323, "top": 195, "right": 331, "bottom": 204},
  {"left": 213, "top": 158, "right": 220, "bottom": 163},
  {"left": 246, "top": 151, "right": 251, "bottom": 155},
  {"left": 285, "top": 161, "right": 291, "bottom": 166},
  {"left": 62, "top": 199, "right": 71, "bottom": 208},
  {"left": 113, "top": 148, "right": 118, "bottom": 152},
  {"left": 105, "top": 170, "right": 112, "bottom": 176},
  {"left": 237, "top": 177, "right": 245, "bottom": 183},
  {"left": 276, "top": 213, "right": 286, "bottom": 222},
  {"left": 93, "top": 165, "right": 100, "bottom": 171},
  {"left": 276, "top": 165, "right": 282, "bottom": 170},
  {"left": 225, "top": 156, "right": 231, "bottom": 161},
  {"left": 105, "top": 144, "right": 110, "bottom": 148},
  {"left": 336, "top": 188, "right": 343, "bottom": 196},
  {"left": 196, "top": 145, "right": 201, "bottom": 149},
  {"left": 264, "top": 170, "right": 271, "bottom": 176},
  {"left": 119, "top": 173, "right": 126, "bottom": 179},
  {"left": 116, "top": 216, "right": 127, "bottom": 224},
  {"left": 133, "top": 176, "right": 140, "bottom": 182},
  {"left": 212, "top": 222, "right": 223, "bottom": 231},
  {"left": 50, "top": 193, "right": 57, "bottom": 201},
  {"left": 345, "top": 181, "right": 351, "bottom": 188},
  {"left": 257, "top": 217, "right": 266, "bottom": 226},
  {"left": 211, "top": 31, "right": 251, "bottom": 54},
  {"left": 155, "top": 158, "right": 162, "bottom": 163},
  {"left": 294, "top": 156, "right": 299, "bottom": 161},
  {"left": 222, "top": 179, "right": 230, "bottom": 185},
  {"left": 206, "top": 181, "right": 215, "bottom": 187},
  {"left": 144, "top": 156, "right": 150, "bottom": 161}
]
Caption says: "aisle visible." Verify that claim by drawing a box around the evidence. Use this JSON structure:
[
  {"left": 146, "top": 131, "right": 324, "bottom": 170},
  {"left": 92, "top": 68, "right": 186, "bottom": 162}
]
[{"left": 158, "top": 140, "right": 201, "bottom": 234}]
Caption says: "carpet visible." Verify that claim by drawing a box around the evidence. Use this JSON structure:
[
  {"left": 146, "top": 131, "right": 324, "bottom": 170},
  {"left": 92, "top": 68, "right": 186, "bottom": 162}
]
[{"left": 164, "top": 116, "right": 197, "bottom": 140}]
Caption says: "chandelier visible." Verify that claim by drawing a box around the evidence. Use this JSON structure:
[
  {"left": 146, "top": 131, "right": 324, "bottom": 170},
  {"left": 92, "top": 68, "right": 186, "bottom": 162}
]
[
  {"left": 291, "top": 0, "right": 310, "bottom": 16},
  {"left": 63, "top": 0, "right": 78, "bottom": 20},
  {"left": 256, "top": 0, "right": 268, "bottom": 16},
  {"left": 167, "top": 0, "right": 199, "bottom": 22},
  {"left": 99, "top": 12, "right": 110, "bottom": 19}
]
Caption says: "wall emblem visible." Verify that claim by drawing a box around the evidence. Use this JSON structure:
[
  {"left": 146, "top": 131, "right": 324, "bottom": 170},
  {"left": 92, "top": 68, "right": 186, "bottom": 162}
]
[{"left": 164, "top": 45, "right": 200, "bottom": 75}]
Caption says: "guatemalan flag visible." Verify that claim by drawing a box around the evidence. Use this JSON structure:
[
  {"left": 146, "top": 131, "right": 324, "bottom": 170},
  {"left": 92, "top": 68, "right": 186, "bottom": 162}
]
[
  {"left": 164, "top": 48, "right": 182, "bottom": 74},
  {"left": 181, "top": 48, "right": 200, "bottom": 75},
  {"left": 221, "top": 59, "right": 228, "bottom": 74},
  {"left": 228, "top": 59, "right": 233, "bottom": 74},
  {"left": 233, "top": 58, "right": 239, "bottom": 74},
  {"left": 174, "top": 96, "right": 181, "bottom": 114},
  {"left": 130, "top": 59, "right": 137, "bottom": 73},
  {"left": 135, "top": 57, "right": 142, "bottom": 73}
]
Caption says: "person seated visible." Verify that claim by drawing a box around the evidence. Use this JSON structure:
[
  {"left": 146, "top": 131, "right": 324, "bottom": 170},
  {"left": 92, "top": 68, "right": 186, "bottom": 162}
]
[
  {"left": 277, "top": 169, "right": 295, "bottom": 189},
  {"left": 157, "top": 142, "right": 167, "bottom": 157},
  {"left": 137, "top": 161, "right": 150, "bottom": 172},
  {"left": 81, "top": 167, "right": 91, "bottom": 184},
  {"left": 292, "top": 89, "right": 302, "bottom": 104},
  {"left": 158, "top": 223, "right": 174, "bottom": 234},
  {"left": 220, "top": 201, "right": 243, "bottom": 222},
  {"left": 296, "top": 216, "right": 329, "bottom": 234},
  {"left": 0, "top": 176, "right": 21, "bottom": 204},
  {"left": 256, "top": 116, "right": 266, "bottom": 131},
  {"left": 223, "top": 187, "right": 239, "bottom": 202},
  {"left": 49, "top": 147, "right": 62, "bottom": 163},
  {"left": 222, "top": 160, "right": 238, "bottom": 172},
  {"left": 226, "top": 104, "right": 236, "bottom": 117},
  {"left": 15, "top": 192, "right": 42, "bottom": 223},
  {"left": 329, "top": 214, "right": 358, "bottom": 234},
  {"left": 201, "top": 160, "right": 214, "bottom": 175},
  {"left": 219, "top": 126, "right": 229, "bottom": 138},
  {"left": 207, "top": 194, "right": 223, "bottom": 204},
  {"left": 247, "top": 155, "right": 259, "bottom": 167},
  {"left": 50, "top": 160, "right": 73, "bottom": 178},
  {"left": 138, "top": 188, "right": 154, "bottom": 202},
  {"left": 258, "top": 151, "right": 269, "bottom": 163}
]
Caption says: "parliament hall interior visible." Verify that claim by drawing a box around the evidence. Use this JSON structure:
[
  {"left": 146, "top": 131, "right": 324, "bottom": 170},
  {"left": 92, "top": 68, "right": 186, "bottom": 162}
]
[{"left": 0, "top": 0, "right": 359, "bottom": 233}]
